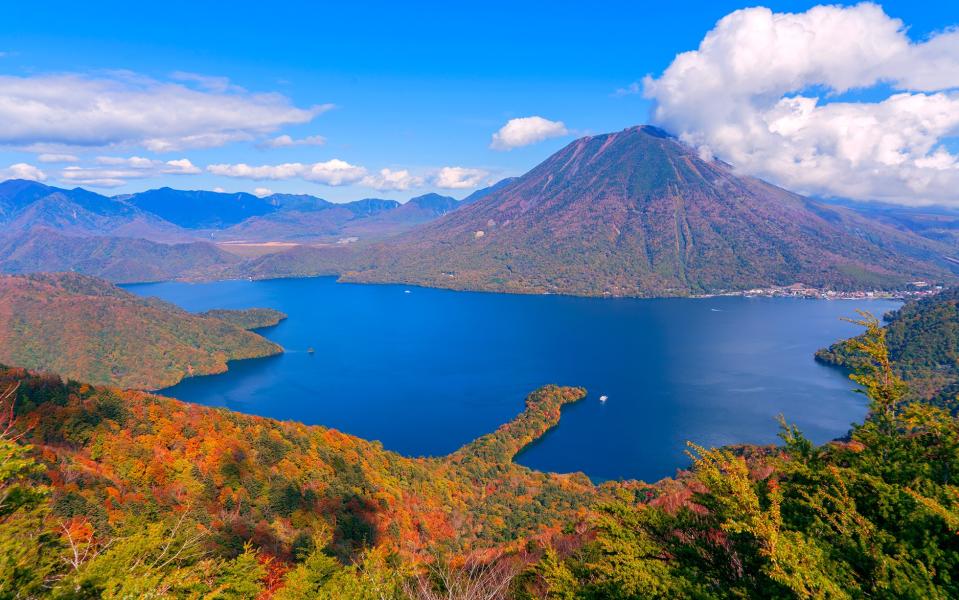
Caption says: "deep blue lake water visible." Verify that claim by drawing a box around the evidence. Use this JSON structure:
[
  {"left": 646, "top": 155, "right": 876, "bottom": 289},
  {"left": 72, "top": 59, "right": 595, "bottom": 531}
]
[{"left": 125, "top": 277, "right": 898, "bottom": 483}]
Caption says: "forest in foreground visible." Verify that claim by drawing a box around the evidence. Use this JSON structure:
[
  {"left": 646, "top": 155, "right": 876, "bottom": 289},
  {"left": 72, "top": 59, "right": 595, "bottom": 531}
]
[{"left": 1, "top": 296, "right": 958, "bottom": 598}]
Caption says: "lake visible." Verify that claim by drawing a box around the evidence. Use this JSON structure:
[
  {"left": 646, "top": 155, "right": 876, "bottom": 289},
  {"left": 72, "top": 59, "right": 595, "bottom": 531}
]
[{"left": 125, "top": 277, "right": 898, "bottom": 482}]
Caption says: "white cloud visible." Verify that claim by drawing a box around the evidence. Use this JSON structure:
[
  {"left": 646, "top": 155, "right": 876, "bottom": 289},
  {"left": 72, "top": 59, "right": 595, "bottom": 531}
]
[
  {"left": 644, "top": 3, "right": 959, "bottom": 206},
  {"left": 56, "top": 157, "right": 200, "bottom": 187},
  {"left": 206, "top": 158, "right": 367, "bottom": 186},
  {"left": 1, "top": 163, "right": 46, "bottom": 181},
  {"left": 206, "top": 162, "right": 308, "bottom": 180},
  {"left": 37, "top": 153, "right": 79, "bottom": 163},
  {"left": 96, "top": 155, "right": 156, "bottom": 168},
  {"left": 0, "top": 72, "right": 330, "bottom": 152},
  {"left": 433, "top": 166, "right": 488, "bottom": 189},
  {"left": 162, "top": 158, "right": 201, "bottom": 174},
  {"left": 94, "top": 156, "right": 200, "bottom": 174},
  {"left": 213, "top": 186, "right": 226, "bottom": 193},
  {"left": 59, "top": 166, "right": 139, "bottom": 188},
  {"left": 259, "top": 134, "right": 327, "bottom": 148},
  {"left": 490, "top": 116, "right": 569, "bottom": 150},
  {"left": 362, "top": 168, "right": 424, "bottom": 191},
  {"left": 303, "top": 159, "right": 367, "bottom": 185},
  {"left": 253, "top": 187, "right": 273, "bottom": 197}
]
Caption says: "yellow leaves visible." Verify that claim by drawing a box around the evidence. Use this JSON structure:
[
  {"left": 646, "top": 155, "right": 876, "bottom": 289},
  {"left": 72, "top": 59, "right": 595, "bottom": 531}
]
[
  {"left": 763, "top": 531, "right": 852, "bottom": 599},
  {"left": 843, "top": 311, "right": 908, "bottom": 417},
  {"left": 687, "top": 443, "right": 852, "bottom": 597},
  {"left": 905, "top": 485, "right": 959, "bottom": 535}
]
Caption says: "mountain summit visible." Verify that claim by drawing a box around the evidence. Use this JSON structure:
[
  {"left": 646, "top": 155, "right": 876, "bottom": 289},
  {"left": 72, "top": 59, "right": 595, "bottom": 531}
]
[{"left": 345, "top": 126, "right": 957, "bottom": 295}]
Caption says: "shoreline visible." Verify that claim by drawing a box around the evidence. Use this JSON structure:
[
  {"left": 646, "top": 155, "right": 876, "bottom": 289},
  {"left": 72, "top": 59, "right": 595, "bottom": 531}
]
[{"left": 124, "top": 270, "right": 944, "bottom": 303}]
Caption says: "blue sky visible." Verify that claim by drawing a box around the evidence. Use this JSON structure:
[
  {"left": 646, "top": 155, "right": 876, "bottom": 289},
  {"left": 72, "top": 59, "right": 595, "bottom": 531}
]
[{"left": 2, "top": 1, "right": 958, "bottom": 202}]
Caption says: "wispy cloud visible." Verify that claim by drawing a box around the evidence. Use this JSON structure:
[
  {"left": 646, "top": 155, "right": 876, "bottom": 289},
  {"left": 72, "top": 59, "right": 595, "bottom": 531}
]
[
  {"left": 37, "top": 153, "right": 79, "bottom": 164},
  {"left": 612, "top": 81, "right": 641, "bottom": 97},
  {"left": 58, "top": 157, "right": 200, "bottom": 187},
  {"left": 0, "top": 72, "right": 330, "bottom": 152},
  {"left": 258, "top": 134, "right": 327, "bottom": 149}
]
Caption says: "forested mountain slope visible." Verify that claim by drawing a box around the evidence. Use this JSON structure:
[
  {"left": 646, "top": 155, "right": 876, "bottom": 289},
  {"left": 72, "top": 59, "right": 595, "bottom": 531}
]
[
  {"left": 0, "top": 228, "right": 241, "bottom": 283},
  {"left": 0, "top": 374, "right": 600, "bottom": 597},
  {"left": 0, "top": 273, "right": 282, "bottom": 389},
  {"left": 818, "top": 287, "right": 959, "bottom": 408}
]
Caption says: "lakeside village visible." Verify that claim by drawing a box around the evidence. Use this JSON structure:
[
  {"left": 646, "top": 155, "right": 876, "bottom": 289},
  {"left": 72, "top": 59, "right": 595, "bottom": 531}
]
[{"left": 711, "top": 281, "right": 945, "bottom": 300}]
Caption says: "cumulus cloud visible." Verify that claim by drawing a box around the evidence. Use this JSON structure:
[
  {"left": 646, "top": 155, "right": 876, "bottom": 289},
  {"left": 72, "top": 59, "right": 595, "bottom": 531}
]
[
  {"left": 253, "top": 187, "right": 273, "bottom": 197},
  {"left": 162, "top": 158, "right": 201, "bottom": 174},
  {"left": 0, "top": 72, "right": 330, "bottom": 152},
  {"left": 37, "top": 153, "right": 78, "bottom": 163},
  {"left": 206, "top": 159, "right": 367, "bottom": 186},
  {"left": 433, "top": 166, "right": 488, "bottom": 189},
  {"left": 644, "top": 3, "right": 959, "bottom": 206},
  {"left": 259, "top": 134, "right": 327, "bottom": 149},
  {"left": 304, "top": 160, "right": 367, "bottom": 185},
  {"left": 0, "top": 163, "right": 46, "bottom": 181},
  {"left": 490, "top": 116, "right": 569, "bottom": 150},
  {"left": 362, "top": 168, "right": 424, "bottom": 191}
]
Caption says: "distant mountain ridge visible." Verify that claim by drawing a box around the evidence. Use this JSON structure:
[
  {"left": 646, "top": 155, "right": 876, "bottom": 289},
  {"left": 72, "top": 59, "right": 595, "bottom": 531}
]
[
  {"left": 0, "top": 180, "right": 188, "bottom": 241},
  {"left": 124, "top": 187, "right": 278, "bottom": 229},
  {"left": 0, "top": 179, "right": 474, "bottom": 244}
]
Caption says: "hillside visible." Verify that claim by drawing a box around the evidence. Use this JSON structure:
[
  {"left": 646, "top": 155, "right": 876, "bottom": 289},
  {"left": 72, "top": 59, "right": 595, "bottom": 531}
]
[
  {"left": 834, "top": 200, "right": 959, "bottom": 247},
  {"left": 817, "top": 288, "right": 959, "bottom": 407},
  {"left": 0, "top": 273, "right": 282, "bottom": 389},
  {"left": 342, "top": 126, "right": 958, "bottom": 296},
  {"left": 2, "top": 316, "right": 958, "bottom": 597},
  {"left": 213, "top": 198, "right": 398, "bottom": 243},
  {"left": 1, "top": 371, "right": 600, "bottom": 596},
  {"left": 0, "top": 228, "right": 240, "bottom": 283},
  {"left": 337, "top": 193, "right": 458, "bottom": 239},
  {"left": 460, "top": 177, "right": 519, "bottom": 206}
]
